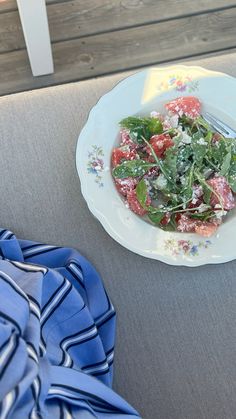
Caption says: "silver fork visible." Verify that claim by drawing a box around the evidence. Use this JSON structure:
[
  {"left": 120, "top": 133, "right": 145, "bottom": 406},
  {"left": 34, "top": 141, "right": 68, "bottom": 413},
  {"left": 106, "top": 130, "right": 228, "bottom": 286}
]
[{"left": 202, "top": 112, "right": 236, "bottom": 139}]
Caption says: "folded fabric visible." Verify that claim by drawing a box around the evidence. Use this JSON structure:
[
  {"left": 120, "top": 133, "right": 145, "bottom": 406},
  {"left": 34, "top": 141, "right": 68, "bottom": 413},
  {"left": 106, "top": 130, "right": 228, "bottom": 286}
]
[{"left": 0, "top": 229, "right": 140, "bottom": 419}]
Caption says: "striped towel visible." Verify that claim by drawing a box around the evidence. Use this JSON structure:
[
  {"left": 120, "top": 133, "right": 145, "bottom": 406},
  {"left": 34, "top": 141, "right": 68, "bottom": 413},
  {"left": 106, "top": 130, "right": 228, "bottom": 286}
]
[{"left": 0, "top": 228, "right": 140, "bottom": 418}]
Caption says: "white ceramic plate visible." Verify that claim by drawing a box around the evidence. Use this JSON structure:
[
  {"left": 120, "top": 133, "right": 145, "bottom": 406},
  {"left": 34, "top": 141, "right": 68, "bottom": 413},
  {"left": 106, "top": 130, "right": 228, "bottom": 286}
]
[{"left": 76, "top": 65, "right": 236, "bottom": 266}]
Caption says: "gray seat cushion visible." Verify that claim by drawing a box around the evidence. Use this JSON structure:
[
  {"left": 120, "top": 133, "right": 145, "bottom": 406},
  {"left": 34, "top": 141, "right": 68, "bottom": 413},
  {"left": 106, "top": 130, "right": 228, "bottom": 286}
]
[{"left": 1, "top": 53, "right": 236, "bottom": 418}]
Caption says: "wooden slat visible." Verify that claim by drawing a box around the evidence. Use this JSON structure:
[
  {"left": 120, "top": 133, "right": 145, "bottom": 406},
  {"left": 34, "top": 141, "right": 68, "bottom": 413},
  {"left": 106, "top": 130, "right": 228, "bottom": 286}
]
[
  {"left": 1, "top": 1, "right": 236, "bottom": 53},
  {"left": 0, "top": 0, "right": 69, "bottom": 13},
  {"left": 47, "top": 0, "right": 236, "bottom": 41},
  {"left": 1, "top": 8, "right": 236, "bottom": 95},
  {"left": 0, "top": 0, "right": 16, "bottom": 12}
]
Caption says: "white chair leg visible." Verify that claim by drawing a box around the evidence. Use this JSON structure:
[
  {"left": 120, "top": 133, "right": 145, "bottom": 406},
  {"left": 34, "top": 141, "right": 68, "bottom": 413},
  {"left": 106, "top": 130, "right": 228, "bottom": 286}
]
[{"left": 16, "top": 0, "right": 54, "bottom": 76}]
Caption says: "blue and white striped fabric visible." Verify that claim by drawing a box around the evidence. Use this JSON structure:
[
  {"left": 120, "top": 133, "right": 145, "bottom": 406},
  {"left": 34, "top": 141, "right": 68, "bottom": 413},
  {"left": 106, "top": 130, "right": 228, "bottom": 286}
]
[{"left": 0, "top": 229, "right": 140, "bottom": 418}]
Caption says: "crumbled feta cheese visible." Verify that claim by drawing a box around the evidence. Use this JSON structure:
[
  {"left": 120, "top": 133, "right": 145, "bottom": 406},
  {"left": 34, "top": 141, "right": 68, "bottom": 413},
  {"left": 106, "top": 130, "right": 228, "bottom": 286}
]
[
  {"left": 177, "top": 130, "right": 192, "bottom": 146},
  {"left": 181, "top": 131, "right": 192, "bottom": 144},
  {"left": 119, "top": 145, "right": 130, "bottom": 152},
  {"left": 192, "top": 185, "right": 203, "bottom": 200},
  {"left": 163, "top": 114, "right": 179, "bottom": 129},
  {"left": 169, "top": 114, "right": 179, "bottom": 128},
  {"left": 150, "top": 111, "right": 160, "bottom": 118},
  {"left": 144, "top": 178, "right": 152, "bottom": 193},
  {"left": 156, "top": 140, "right": 165, "bottom": 149},
  {"left": 197, "top": 137, "right": 207, "bottom": 145},
  {"left": 180, "top": 175, "right": 186, "bottom": 185},
  {"left": 153, "top": 174, "right": 167, "bottom": 190},
  {"left": 197, "top": 203, "right": 209, "bottom": 213},
  {"left": 177, "top": 124, "right": 183, "bottom": 133},
  {"left": 214, "top": 204, "right": 227, "bottom": 218}
]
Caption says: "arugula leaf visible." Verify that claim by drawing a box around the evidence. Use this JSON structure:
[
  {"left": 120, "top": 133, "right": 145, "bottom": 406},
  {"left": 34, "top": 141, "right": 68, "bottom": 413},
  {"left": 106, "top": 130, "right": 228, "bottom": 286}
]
[
  {"left": 148, "top": 212, "right": 164, "bottom": 224},
  {"left": 136, "top": 179, "right": 174, "bottom": 218},
  {"left": 194, "top": 116, "right": 212, "bottom": 132},
  {"left": 162, "top": 147, "right": 177, "bottom": 181},
  {"left": 112, "top": 160, "right": 156, "bottom": 179},
  {"left": 228, "top": 174, "right": 236, "bottom": 193},
  {"left": 180, "top": 163, "right": 195, "bottom": 201},
  {"left": 228, "top": 157, "right": 236, "bottom": 192},
  {"left": 228, "top": 138, "right": 236, "bottom": 154},
  {"left": 176, "top": 145, "right": 192, "bottom": 174},
  {"left": 209, "top": 138, "right": 229, "bottom": 167},
  {"left": 147, "top": 117, "right": 163, "bottom": 136},
  {"left": 179, "top": 116, "right": 194, "bottom": 127},
  {"left": 136, "top": 179, "right": 148, "bottom": 208},
  {"left": 220, "top": 150, "right": 231, "bottom": 177},
  {"left": 119, "top": 116, "right": 162, "bottom": 144},
  {"left": 202, "top": 185, "right": 212, "bottom": 204},
  {"left": 204, "top": 131, "right": 213, "bottom": 143},
  {"left": 189, "top": 210, "right": 215, "bottom": 221},
  {"left": 228, "top": 155, "right": 236, "bottom": 173},
  {"left": 191, "top": 132, "right": 207, "bottom": 167}
]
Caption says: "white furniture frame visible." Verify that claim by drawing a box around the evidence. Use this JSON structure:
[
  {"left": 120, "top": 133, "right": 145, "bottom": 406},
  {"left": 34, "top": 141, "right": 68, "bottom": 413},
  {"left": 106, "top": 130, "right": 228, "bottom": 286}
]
[{"left": 16, "top": 0, "right": 54, "bottom": 76}]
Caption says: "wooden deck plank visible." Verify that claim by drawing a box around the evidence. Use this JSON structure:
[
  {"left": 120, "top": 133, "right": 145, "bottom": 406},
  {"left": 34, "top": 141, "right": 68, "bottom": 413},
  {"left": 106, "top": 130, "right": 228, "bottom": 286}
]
[
  {"left": 1, "top": 1, "right": 236, "bottom": 53},
  {"left": 0, "top": 0, "right": 70, "bottom": 13},
  {"left": 0, "top": 0, "right": 17, "bottom": 12},
  {"left": 1, "top": 8, "right": 236, "bottom": 96}
]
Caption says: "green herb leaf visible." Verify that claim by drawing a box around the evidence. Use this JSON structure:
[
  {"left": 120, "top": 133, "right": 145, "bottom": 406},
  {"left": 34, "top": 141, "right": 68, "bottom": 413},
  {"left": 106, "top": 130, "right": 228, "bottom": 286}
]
[
  {"left": 179, "top": 115, "right": 194, "bottom": 127},
  {"left": 147, "top": 117, "right": 163, "bottom": 136},
  {"left": 209, "top": 138, "right": 229, "bottom": 167},
  {"left": 162, "top": 147, "right": 177, "bottom": 181},
  {"left": 228, "top": 157, "right": 236, "bottom": 192},
  {"left": 176, "top": 145, "right": 192, "bottom": 175},
  {"left": 228, "top": 174, "right": 236, "bottom": 193},
  {"left": 148, "top": 212, "right": 164, "bottom": 224},
  {"left": 202, "top": 185, "right": 212, "bottom": 204},
  {"left": 136, "top": 179, "right": 148, "bottom": 208},
  {"left": 180, "top": 163, "right": 195, "bottom": 202},
  {"left": 112, "top": 160, "right": 156, "bottom": 179},
  {"left": 189, "top": 210, "right": 215, "bottom": 221},
  {"left": 204, "top": 131, "right": 213, "bottom": 143},
  {"left": 220, "top": 150, "right": 231, "bottom": 177},
  {"left": 194, "top": 116, "right": 212, "bottom": 132},
  {"left": 119, "top": 116, "right": 162, "bottom": 144},
  {"left": 191, "top": 132, "right": 207, "bottom": 167},
  {"left": 228, "top": 138, "right": 236, "bottom": 154}
]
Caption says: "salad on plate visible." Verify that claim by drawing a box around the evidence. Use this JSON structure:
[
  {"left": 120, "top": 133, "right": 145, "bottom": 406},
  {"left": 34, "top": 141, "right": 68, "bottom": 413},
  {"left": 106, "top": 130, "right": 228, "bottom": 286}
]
[{"left": 111, "top": 96, "right": 236, "bottom": 237}]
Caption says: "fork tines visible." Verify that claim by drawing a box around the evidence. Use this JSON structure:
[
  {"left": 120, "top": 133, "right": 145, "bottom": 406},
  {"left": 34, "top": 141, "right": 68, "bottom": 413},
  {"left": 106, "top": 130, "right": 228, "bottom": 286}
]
[{"left": 202, "top": 112, "right": 236, "bottom": 139}]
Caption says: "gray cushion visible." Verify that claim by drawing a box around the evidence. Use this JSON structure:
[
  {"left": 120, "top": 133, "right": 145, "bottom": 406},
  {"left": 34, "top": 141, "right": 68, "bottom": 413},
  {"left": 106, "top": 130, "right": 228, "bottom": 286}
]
[{"left": 1, "top": 53, "right": 236, "bottom": 419}]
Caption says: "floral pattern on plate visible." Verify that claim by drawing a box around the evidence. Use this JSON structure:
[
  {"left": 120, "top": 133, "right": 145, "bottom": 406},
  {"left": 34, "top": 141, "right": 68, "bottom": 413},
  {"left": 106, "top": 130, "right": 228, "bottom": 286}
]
[
  {"left": 164, "top": 238, "right": 212, "bottom": 257},
  {"left": 87, "top": 145, "right": 104, "bottom": 187},
  {"left": 158, "top": 74, "right": 199, "bottom": 93}
]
